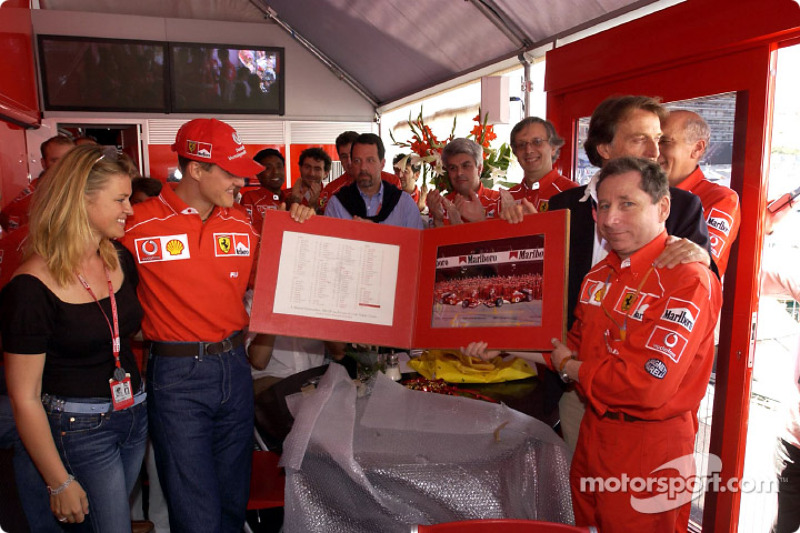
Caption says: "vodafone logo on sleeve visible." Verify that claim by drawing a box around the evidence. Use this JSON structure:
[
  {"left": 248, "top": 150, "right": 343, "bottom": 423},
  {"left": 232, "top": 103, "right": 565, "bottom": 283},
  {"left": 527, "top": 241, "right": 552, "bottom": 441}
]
[
  {"left": 646, "top": 326, "right": 688, "bottom": 363},
  {"left": 134, "top": 234, "right": 191, "bottom": 263}
]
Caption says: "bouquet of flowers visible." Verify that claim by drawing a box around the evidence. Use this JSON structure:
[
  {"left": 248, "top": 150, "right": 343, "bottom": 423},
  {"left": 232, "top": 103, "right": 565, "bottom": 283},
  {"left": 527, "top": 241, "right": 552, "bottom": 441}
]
[
  {"left": 468, "top": 112, "right": 514, "bottom": 190},
  {"left": 391, "top": 109, "right": 514, "bottom": 193}
]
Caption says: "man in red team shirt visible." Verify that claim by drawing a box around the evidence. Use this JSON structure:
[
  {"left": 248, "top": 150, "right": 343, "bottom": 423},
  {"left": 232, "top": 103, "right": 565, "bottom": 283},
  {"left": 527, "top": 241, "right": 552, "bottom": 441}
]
[
  {"left": 121, "top": 118, "right": 312, "bottom": 533},
  {"left": 501, "top": 117, "right": 577, "bottom": 214},
  {"left": 426, "top": 138, "right": 500, "bottom": 226},
  {"left": 392, "top": 153, "right": 427, "bottom": 212},
  {"left": 240, "top": 148, "right": 286, "bottom": 230},
  {"left": 658, "top": 110, "right": 741, "bottom": 275},
  {"left": 285, "top": 147, "right": 331, "bottom": 211},
  {"left": 0, "top": 135, "right": 75, "bottom": 232},
  {"left": 549, "top": 157, "right": 721, "bottom": 532},
  {"left": 318, "top": 130, "right": 402, "bottom": 212}
]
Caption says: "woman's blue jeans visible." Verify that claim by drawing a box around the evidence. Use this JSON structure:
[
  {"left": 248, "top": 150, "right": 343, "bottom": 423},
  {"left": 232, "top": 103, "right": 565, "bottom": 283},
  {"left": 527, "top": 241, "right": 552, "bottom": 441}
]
[{"left": 46, "top": 399, "right": 148, "bottom": 532}]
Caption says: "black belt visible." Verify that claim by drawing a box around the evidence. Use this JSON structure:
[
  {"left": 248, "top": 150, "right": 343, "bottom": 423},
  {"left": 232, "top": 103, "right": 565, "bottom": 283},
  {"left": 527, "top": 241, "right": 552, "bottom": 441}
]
[
  {"left": 151, "top": 331, "right": 244, "bottom": 358},
  {"left": 602, "top": 411, "right": 645, "bottom": 423}
]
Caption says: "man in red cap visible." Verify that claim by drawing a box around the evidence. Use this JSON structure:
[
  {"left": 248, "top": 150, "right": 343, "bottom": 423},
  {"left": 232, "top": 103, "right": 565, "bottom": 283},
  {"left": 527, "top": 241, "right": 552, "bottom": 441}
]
[{"left": 120, "top": 118, "right": 313, "bottom": 533}]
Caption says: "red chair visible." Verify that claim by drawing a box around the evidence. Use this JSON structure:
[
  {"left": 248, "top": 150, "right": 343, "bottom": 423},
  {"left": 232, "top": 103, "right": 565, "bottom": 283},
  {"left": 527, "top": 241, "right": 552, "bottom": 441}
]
[
  {"left": 247, "top": 450, "right": 285, "bottom": 510},
  {"left": 413, "top": 520, "right": 597, "bottom": 532}
]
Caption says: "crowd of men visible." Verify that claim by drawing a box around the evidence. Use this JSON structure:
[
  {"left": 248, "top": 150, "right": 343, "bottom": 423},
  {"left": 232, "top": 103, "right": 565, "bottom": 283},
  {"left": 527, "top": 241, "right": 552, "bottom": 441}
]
[{"left": 0, "top": 93, "right": 760, "bottom": 533}]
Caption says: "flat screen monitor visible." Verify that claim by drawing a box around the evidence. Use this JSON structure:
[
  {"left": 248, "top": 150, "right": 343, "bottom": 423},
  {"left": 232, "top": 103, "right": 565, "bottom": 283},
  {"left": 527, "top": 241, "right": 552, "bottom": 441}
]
[
  {"left": 38, "top": 35, "right": 168, "bottom": 112},
  {"left": 169, "top": 43, "right": 284, "bottom": 115}
]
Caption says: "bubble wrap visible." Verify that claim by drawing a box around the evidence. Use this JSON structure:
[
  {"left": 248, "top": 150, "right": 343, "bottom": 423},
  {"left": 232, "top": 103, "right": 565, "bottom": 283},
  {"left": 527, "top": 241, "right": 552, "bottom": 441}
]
[{"left": 280, "top": 364, "right": 573, "bottom": 532}]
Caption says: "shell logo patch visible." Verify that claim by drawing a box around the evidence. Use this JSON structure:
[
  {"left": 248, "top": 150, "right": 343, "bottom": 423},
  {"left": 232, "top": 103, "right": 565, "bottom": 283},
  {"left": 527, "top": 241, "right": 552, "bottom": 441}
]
[
  {"left": 134, "top": 234, "right": 191, "bottom": 263},
  {"left": 165, "top": 239, "right": 184, "bottom": 255},
  {"left": 214, "top": 233, "right": 250, "bottom": 257},
  {"left": 579, "top": 279, "right": 607, "bottom": 307}
]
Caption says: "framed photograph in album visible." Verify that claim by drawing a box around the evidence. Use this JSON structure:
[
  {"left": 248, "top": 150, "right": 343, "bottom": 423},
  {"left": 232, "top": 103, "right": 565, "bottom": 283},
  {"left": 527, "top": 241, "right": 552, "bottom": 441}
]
[
  {"left": 169, "top": 43, "right": 284, "bottom": 115},
  {"left": 250, "top": 210, "right": 569, "bottom": 350}
]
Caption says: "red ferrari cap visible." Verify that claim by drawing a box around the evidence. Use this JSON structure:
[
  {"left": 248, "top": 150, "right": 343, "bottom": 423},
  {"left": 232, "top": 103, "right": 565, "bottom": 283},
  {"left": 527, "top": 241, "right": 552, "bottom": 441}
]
[{"left": 171, "top": 118, "right": 264, "bottom": 178}]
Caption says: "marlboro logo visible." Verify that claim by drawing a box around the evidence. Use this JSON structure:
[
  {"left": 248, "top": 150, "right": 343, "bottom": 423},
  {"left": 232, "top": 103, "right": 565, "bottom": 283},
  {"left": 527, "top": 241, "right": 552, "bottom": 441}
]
[
  {"left": 707, "top": 208, "right": 733, "bottom": 236},
  {"left": 187, "top": 139, "right": 212, "bottom": 159},
  {"left": 661, "top": 298, "right": 700, "bottom": 332}
]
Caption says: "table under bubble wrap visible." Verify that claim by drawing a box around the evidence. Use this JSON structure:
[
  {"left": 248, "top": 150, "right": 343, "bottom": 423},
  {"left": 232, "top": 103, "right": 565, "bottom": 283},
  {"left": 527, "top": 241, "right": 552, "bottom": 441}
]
[{"left": 279, "top": 364, "right": 574, "bottom": 533}]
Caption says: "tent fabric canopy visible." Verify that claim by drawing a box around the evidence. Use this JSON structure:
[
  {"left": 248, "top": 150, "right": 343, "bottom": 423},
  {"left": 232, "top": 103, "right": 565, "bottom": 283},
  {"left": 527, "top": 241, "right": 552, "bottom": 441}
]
[{"left": 38, "top": 0, "right": 661, "bottom": 107}]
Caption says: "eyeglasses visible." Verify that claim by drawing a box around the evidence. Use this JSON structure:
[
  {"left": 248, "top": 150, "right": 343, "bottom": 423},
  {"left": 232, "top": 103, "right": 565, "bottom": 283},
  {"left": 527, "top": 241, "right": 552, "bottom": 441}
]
[
  {"left": 513, "top": 138, "right": 550, "bottom": 150},
  {"left": 94, "top": 146, "right": 121, "bottom": 164}
]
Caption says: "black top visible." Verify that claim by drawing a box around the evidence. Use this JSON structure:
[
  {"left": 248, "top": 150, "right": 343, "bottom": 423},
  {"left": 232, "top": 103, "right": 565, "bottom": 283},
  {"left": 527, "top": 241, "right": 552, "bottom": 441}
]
[
  {"left": 549, "top": 185, "right": 716, "bottom": 330},
  {"left": 0, "top": 242, "right": 144, "bottom": 398}
]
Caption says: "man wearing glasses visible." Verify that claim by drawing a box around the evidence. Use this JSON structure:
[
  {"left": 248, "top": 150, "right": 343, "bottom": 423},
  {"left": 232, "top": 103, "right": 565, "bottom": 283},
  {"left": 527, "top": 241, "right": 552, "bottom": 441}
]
[{"left": 504, "top": 117, "right": 578, "bottom": 212}]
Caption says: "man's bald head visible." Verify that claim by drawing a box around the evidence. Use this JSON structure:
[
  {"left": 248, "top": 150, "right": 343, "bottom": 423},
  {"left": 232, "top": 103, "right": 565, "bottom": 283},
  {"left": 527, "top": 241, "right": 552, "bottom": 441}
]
[{"left": 658, "top": 110, "right": 710, "bottom": 186}]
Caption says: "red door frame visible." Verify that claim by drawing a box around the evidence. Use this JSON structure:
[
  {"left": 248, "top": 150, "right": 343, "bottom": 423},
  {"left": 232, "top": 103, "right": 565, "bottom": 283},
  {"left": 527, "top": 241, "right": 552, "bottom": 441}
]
[{"left": 544, "top": 0, "right": 800, "bottom": 530}]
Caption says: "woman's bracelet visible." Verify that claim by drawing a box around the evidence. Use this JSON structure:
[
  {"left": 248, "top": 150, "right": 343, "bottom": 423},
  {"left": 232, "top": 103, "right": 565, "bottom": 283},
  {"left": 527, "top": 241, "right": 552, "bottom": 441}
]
[
  {"left": 558, "top": 355, "right": 574, "bottom": 373},
  {"left": 48, "top": 475, "right": 74, "bottom": 495}
]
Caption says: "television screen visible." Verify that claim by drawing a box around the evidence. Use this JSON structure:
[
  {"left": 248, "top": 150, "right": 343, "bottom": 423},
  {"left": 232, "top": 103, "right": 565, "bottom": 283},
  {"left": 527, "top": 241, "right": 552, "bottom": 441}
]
[
  {"left": 38, "top": 35, "right": 168, "bottom": 112},
  {"left": 169, "top": 43, "right": 284, "bottom": 115}
]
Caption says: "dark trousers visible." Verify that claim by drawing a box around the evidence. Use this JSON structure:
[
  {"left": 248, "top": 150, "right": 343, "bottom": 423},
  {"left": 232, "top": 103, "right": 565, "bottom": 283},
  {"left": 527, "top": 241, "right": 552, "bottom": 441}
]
[{"left": 773, "top": 437, "right": 800, "bottom": 533}]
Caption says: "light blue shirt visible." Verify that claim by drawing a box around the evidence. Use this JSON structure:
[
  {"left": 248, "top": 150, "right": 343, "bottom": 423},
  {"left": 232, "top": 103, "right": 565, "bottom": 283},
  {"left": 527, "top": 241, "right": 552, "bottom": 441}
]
[{"left": 324, "top": 182, "right": 425, "bottom": 230}]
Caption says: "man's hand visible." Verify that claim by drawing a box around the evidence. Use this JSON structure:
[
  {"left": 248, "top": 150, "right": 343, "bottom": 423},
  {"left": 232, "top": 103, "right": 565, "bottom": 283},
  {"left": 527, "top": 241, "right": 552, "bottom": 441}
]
[
  {"left": 654, "top": 236, "right": 710, "bottom": 269},
  {"left": 306, "top": 181, "right": 322, "bottom": 210},
  {"left": 454, "top": 191, "right": 487, "bottom": 223},
  {"left": 444, "top": 197, "right": 462, "bottom": 225},
  {"left": 289, "top": 202, "right": 315, "bottom": 223},
  {"left": 499, "top": 194, "right": 536, "bottom": 224},
  {"left": 550, "top": 338, "right": 573, "bottom": 370},
  {"left": 289, "top": 178, "right": 304, "bottom": 204},
  {"left": 418, "top": 184, "right": 429, "bottom": 212},
  {"left": 426, "top": 190, "right": 445, "bottom": 225},
  {"left": 460, "top": 341, "right": 501, "bottom": 361}
]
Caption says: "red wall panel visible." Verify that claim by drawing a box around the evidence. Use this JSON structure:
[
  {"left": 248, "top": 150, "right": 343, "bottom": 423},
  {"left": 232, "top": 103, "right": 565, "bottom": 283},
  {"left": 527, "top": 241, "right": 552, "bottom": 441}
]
[
  {"left": 0, "top": 5, "right": 40, "bottom": 126},
  {"left": 0, "top": 121, "right": 31, "bottom": 210}
]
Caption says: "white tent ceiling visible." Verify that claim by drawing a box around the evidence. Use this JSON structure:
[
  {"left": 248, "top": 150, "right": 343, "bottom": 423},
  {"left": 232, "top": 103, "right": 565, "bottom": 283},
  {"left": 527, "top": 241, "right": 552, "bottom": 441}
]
[{"left": 36, "top": 0, "right": 674, "bottom": 107}]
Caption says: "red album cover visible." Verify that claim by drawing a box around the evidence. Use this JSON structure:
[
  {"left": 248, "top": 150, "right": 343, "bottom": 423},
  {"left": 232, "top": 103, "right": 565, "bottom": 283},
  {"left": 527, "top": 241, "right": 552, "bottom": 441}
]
[{"left": 249, "top": 210, "right": 569, "bottom": 350}]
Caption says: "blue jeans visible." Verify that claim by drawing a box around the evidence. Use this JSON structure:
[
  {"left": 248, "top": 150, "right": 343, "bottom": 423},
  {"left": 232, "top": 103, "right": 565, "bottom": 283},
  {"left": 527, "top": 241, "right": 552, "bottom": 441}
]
[
  {"left": 46, "top": 399, "right": 148, "bottom": 533},
  {"left": 147, "top": 345, "right": 254, "bottom": 533},
  {"left": 0, "top": 391, "right": 64, "bottom": 532}
]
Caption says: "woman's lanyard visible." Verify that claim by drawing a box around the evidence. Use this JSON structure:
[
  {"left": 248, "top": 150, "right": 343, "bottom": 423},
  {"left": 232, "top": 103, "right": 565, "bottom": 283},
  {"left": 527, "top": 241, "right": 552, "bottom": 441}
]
[
  {"left": 77, "top": 266, "right": 126, "bottom": 382},
  {"left": 600, "top": 264, "right": 655, "bottom": 342}
]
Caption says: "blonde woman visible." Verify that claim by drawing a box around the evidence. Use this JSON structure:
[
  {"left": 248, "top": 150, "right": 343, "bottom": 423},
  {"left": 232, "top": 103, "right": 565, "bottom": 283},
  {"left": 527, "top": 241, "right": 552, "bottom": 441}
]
[{"left": 1, "top": 145, "right": 147, "bottom": 531}]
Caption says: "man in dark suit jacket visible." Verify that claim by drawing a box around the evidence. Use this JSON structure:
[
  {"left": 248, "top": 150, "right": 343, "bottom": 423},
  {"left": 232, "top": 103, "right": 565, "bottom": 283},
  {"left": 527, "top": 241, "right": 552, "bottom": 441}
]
[
  {"left": 500, "top": 95, "right": 716, "bottom": 450},
  {"left": 556, "top": 96, "right": 716, "bottom": 449}
]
